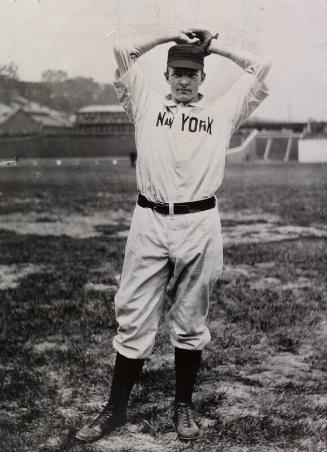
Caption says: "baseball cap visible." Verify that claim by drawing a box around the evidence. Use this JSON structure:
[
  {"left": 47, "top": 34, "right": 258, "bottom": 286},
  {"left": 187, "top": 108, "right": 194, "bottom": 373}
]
[{"left": 167, "top": 44, "right": 204, "bottom": 70}]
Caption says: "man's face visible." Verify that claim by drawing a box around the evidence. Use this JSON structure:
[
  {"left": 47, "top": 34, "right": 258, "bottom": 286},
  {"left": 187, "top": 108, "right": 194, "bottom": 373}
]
[{"left": 165, "top": 66, "right": 205, "bottom": 104}]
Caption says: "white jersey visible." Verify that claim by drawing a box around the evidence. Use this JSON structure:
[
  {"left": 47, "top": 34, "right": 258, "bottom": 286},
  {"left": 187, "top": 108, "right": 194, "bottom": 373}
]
[{"left": 114, "top": 61, "right": 268, "bottom": 203}]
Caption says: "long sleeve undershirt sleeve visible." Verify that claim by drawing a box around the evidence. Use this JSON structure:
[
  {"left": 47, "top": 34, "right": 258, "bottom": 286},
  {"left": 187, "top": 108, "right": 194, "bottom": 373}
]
[
  {"left": 114, "top": 32, "right": 173, "bottom": 76},
  {"left": 208, "top": 42, "right": 272, "bottom": 83},
  {"left": 208, "top": 44, "right": 272, "bottom": 134},
  {"left": 113, "top": 33, "right": 172, "bottom": 122}
]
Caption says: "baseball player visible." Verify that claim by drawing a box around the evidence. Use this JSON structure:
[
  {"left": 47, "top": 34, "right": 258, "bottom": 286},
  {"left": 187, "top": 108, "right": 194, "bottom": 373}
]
[{"left": 76, "top": 28, "right": 271, "bottom": 442}]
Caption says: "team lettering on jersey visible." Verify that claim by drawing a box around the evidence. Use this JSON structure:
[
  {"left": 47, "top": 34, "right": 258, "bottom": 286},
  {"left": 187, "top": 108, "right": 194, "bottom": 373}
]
[{"left": 156, "top": 111, "right": 214, "bottom": 135}]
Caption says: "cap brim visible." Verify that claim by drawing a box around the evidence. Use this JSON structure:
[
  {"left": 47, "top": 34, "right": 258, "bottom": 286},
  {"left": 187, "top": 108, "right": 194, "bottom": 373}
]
[{"left": 168, "top": 60, "right": 203, "bottom": 70}]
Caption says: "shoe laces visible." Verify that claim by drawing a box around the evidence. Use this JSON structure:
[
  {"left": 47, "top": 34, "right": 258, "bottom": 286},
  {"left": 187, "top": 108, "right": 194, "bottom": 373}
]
[
  {"left": 176, "top": 403, "right": 194, "bottom": 427},
  {"left": 91, "top": 404, "right": 115, "bottom": 426}
]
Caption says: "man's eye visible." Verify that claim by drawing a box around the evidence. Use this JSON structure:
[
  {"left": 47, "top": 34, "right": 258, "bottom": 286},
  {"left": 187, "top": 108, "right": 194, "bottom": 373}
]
[{"left": 175, "top": 73, "right": 194, "bottom": 78}]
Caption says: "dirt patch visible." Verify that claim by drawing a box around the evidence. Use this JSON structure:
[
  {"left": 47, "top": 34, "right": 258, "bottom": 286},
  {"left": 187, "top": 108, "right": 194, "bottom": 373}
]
[
  {"left": 32, "top": 341, "right": 69, "bottom": 354},
  {"left": 221, "top": 210, "right": 327, "bottom": 245},
  {"left": 240, "top": 351, "right": 312, "bottom": 388},
  {"left": 0, "top": 209, "right": 131, "bottom": 239},
  {"left": 223, "top": 222, "right": 327, "bottom": 246},
  {"left": 222, "top": 263, "right": 255, "bottom": 281},
  {"left": 211, "top": 380, "right": 263, "bottom": 421},
  {"left": 1, "top": 208, "right": 326, "bottom": 245},
  {"left": 250, "top": 277, "right": 282, "bottom": 290},
  {"left": 307, "top": 394, "right": 327, "bottom": 408},
  {"left": 88, "top": 433, "right": 168, "bottom": 452},
  {"left": 0, "top": 404, "right": 29, "bottom": 422},
  {"left": 279, "top": 278, "right": 313, "bottom": 290},
  {"left": 317, "top": 319, "right": 327, "bottom": 340},
  {"left": 57, "top": 407, "right": 80, "bottom": 420},
  {"left": 39, "top": 436, "right": 62, "bottom": 451},
  {"left": 222, "top": 263, "right": 315, "bottom": 293},
  {"left": 112, "top": 210, "right": 327, "bottom": 245},
  {"left": 89, "top": 263, "right": 115, "bottom": 274},
  {"left": 0, "top": 263, "right": 49, "bottom": 290},
  {"left": 58, "top": 387, "right": 74, "bottom": 405},
  {"left": 221, "top": 211, "right": 281, "bottom": 224},
  {"left": 84, "top": 282, "right": 118, "bottom": 294},
  {"left": 116, "top": 221, "right": 327, "bottom": 243},
  {"left": 248, "top": 275, "right": 312, "bottom": 291},
  {"left": 266, "top": 353, "right": 311, "bottom": 374}
]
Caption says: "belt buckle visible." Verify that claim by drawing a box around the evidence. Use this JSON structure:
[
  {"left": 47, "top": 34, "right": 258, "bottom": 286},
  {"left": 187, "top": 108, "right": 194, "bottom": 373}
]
[{"left": 169, "top": 202, "right": 174, "bottom": 216}]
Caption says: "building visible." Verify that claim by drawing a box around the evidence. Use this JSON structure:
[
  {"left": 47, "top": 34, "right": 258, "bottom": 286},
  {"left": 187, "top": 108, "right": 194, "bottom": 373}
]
[
  {"left": 242, "top": 117, "right": 308, "bottom": 134},
  {"left": 75, "top": 105, "right": 134, "bottom": 134},
  {"left": 227, "top": 128, "right": 301, "bottom": 163},
  {"left": 23, "top": 103, "right": 73, "bottom": 134},
  {"left": 0, "top": 106, "right": 41, "bottom": 136},
  {"left": 74, "top": 104, "right": 327, "bottom": 163},
  {"left": 0, "top": 101, "right": 72, "bottom": 137}
]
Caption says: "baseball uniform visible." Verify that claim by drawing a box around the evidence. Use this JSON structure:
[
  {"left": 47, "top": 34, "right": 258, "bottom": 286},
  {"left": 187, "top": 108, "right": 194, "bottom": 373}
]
[{"left": 113, "top": 45, "right": 269, "bottom": 360}]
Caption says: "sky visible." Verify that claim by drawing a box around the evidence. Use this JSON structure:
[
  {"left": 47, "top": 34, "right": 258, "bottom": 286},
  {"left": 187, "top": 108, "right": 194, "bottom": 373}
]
[{"left": 0, "top": 0, "right": 327, "bottom": 121}]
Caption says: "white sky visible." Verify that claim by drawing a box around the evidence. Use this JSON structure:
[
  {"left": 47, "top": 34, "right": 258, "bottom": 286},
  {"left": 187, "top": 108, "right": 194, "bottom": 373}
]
[{"left": 0, "top": 0, "right": 327, "bottom": 121}]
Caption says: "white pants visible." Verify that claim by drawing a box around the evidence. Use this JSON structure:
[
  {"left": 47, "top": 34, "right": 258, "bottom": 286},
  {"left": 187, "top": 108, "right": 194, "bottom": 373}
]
[{"left": 113, "top": 202, "right": 223, "bottom": 359}]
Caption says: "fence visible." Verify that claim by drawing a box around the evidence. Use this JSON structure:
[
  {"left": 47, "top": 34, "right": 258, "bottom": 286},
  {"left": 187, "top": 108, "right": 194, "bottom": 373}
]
[
  {"left": 0, "top": 130, "right": 302, "bottom": 162},
  {"left": 227, "top": 130, "right": 301, "bottom": 163},
  {"left": 0, "top": 133, "right": 136, "bottom": 159}
]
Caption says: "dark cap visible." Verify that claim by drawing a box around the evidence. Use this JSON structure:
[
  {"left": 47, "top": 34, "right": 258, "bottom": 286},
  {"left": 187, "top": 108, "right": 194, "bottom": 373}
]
[{"left": 167, "top": 44, "right": 204, "bottom": 70}]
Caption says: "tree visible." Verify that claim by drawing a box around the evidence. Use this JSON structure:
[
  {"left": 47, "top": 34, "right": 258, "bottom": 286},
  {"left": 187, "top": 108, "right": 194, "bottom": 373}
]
[
  {"left": 0, "top": 62, "right": 19, "bottom": 80},
  {"left": 0, "top": 62, "right": 19, "bottom": 103},
  {"left": 42, "top": 69, "right": 68, "bottom": 84}
]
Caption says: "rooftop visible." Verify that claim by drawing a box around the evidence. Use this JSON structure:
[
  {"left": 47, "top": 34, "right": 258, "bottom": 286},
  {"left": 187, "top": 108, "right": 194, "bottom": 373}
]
[
  {"left": 0, "top": 104, "right": 18, "bottom": 125},
  {"left": 78, "top": 105, "right": 124, "bottom": 114},
  {"left": 0, "top": 101, "right": 72, "bottom": 128}
]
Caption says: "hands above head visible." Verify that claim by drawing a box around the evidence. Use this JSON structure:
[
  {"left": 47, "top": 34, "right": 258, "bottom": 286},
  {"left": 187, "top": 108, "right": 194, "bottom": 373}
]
[
  {"left": 169, "top": 29, "right": 218, "bottom": 55},
  {"left": 188, "top": 29, "right": 219, "bottom": 55},
  {"left": 172, "top": 29, "right": 202, "bottom": 45}
]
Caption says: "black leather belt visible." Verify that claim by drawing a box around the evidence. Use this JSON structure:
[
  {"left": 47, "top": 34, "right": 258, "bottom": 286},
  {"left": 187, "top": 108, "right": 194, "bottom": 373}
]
[{"left": 137, "top": 193, "right": 216, "bottom": 215}]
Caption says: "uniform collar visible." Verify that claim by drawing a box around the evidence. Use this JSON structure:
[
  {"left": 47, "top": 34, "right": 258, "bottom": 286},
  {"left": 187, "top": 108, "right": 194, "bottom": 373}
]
[{"left": 163, "top": 93, "right": 204, "bottom": 108}]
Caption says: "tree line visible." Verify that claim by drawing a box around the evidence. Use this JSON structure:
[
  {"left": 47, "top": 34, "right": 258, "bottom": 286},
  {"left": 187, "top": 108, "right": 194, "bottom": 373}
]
[{"left": 0, "top": 63, "right": 119, "bottom": 112}]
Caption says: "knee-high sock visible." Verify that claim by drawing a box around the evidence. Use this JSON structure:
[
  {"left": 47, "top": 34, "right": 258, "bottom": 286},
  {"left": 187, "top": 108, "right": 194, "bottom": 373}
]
[
  {"left": 108, "top": 352, "right": 144, "bottom": 412},
  {"left": 175, "top": 347, "right": 202, "bottom": 404}
]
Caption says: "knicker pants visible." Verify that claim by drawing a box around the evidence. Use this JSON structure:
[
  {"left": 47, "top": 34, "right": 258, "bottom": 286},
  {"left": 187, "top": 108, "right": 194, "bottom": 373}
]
[{"left": 113, "top": 202, "right": 223, "bottom": 359}]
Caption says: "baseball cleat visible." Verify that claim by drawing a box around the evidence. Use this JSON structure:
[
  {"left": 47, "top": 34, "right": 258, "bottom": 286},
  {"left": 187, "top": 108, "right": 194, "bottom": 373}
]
[
  {"left": 75, "top": 404, "right": 126, "bottom": 443},
  {"left": 173, "top": 402, "right": 200, "bottom": 440}
]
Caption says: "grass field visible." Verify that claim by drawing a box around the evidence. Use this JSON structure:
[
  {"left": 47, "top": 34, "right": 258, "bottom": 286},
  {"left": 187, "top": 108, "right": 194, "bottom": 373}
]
[{"left": 0, "top": 161, "right": 326, "bottom": 452}]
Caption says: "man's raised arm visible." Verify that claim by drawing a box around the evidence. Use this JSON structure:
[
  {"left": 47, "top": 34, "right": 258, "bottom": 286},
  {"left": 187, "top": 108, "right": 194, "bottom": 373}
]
[
  {"left": 207, "top": 40, "right": 272, "bottom": 83},
  {"left": 113, "top": 29, "right": 201, "bottom": 76},
  {"left": 189, "top": 32, "right": 273, "bottom": 132}
]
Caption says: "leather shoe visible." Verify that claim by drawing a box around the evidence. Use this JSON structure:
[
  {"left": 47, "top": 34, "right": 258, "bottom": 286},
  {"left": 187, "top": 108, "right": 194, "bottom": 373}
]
[
  {"left": 173, "top": 402, "right": 200, "bottom": 440},
  {"left": 75, "top": 404, "right": 126, "bottom": 443}
]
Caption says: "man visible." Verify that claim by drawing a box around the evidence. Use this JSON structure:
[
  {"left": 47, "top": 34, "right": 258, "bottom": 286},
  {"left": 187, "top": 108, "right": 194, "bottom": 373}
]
[{"left": 76, "top": 28, "right": 271, "bottom": 442}]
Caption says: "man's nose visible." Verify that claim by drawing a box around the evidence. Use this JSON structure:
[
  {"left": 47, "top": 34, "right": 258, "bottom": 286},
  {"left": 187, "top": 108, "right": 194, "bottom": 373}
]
[{"left": 180, "top": 77, "right": 189, "bottom": 86}]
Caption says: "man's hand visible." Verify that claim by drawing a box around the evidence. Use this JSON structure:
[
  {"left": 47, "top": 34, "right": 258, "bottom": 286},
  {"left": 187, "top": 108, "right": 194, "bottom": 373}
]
[
  {"left": 171, "top": 29, "right": 202, "bottom": 45},
  {"left": 191, "top": 29, "right": 219, "bottom": 55}
]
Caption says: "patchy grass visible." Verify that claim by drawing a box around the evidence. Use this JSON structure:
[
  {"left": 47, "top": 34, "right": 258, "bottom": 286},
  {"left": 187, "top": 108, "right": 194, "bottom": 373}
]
[{"left": 0, "top": 161, "right": 326, "bottom": 451}]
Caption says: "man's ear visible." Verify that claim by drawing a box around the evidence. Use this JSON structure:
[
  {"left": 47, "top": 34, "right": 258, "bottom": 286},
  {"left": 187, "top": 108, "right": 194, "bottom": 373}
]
[
  {"left": 200, "top": 71, "right": 206, "bottom": 84},
  {"left": 164, "top": 71, "right": 169, "bottom": 81}
]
